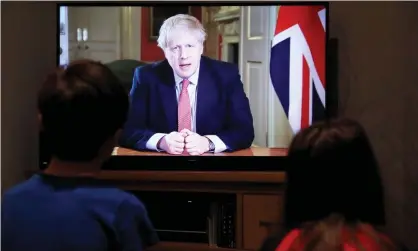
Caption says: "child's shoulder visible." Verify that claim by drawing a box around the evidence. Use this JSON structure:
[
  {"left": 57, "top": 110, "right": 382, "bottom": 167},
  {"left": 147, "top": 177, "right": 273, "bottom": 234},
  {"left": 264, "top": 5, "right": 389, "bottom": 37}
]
[
  {"left": 78, "top": 185, "right": 142, "bottom": 207},
  {"left": 2, "top": 174, "right": 43, "bottom": 198}
]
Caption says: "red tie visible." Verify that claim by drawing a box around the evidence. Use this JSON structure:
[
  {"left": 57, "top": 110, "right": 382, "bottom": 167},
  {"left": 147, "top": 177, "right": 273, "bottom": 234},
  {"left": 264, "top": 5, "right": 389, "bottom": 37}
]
[
  {"left": 178, "top": 79, "right": 192, "bottom": 131},
  {"left": 178, "top": 79, "right": 191, "bottom": 154}
]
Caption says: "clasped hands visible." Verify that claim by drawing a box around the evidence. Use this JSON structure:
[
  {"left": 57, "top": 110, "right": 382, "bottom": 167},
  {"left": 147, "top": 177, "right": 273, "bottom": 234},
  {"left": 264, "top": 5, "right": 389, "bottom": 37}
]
[{"left": 158, "top": 129, "right": 210, "bottom": 155}]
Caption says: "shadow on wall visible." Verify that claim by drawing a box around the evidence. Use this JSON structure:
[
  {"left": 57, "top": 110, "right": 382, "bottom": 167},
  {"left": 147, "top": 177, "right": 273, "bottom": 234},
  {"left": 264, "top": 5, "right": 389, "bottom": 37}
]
[
  {"left": 329, "top": 2, "right": 418, "bottom": 250},
  {"left": 1, "top": 2, "right": 57, "bottom": 192}
]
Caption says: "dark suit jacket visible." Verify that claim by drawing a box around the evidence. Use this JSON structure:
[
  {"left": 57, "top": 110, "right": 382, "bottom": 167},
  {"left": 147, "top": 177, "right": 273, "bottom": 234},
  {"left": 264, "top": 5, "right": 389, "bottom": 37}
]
[{"left": 119, "top": 56, "right": 254, "bottom": 152}]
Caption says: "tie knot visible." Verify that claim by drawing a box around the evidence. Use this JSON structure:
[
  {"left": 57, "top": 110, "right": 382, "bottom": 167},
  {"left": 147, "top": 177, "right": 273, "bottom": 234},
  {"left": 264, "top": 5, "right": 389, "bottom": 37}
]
[{"left": 182, "top": 79, "right": 190, "bottom": 89}]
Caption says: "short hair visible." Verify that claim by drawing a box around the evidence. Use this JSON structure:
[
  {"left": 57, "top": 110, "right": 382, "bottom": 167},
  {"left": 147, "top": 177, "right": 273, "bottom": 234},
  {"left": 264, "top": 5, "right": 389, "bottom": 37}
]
[
  {"left": 38, "top": 59, "right": 129, "bottom": 162},
  {"left": 284, "top": 118, "right": 385, "bottom": 228},
  {"left": 157, "top": 14, "right": 206, "bottom": 49}
]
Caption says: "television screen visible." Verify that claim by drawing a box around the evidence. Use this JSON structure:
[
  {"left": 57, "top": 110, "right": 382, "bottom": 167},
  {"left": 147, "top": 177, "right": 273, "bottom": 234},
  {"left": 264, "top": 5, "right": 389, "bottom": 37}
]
[{"left": 57, "top": 3, "right": 328, "bottom": 166}]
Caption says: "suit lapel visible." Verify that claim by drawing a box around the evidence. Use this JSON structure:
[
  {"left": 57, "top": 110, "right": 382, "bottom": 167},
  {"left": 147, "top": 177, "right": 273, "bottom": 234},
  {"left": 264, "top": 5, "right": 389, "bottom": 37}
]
[
  {"left": 196, "top": 57, "right": 216, "bottom": 134},
  {"left": 157, "top": 60, "right": 178, "bottom": 132}
]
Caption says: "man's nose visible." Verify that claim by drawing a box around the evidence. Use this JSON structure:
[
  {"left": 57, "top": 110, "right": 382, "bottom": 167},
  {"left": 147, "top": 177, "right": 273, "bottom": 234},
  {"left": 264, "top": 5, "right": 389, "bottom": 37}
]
[{"left": 180, "top": 47, "right": 189, "bottom": 59}]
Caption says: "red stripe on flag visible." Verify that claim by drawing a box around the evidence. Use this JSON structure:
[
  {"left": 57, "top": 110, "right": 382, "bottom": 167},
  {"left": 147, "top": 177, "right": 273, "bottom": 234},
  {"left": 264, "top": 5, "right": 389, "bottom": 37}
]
[
  {"left": 301, "top": 56, "right": 310, "bottom": 129},
  {"left": 275, "top": 6, "right": 326, "bottom": 88}
]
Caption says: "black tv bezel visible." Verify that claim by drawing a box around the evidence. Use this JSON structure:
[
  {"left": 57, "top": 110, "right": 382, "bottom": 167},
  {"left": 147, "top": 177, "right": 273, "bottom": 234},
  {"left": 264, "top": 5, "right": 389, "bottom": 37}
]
[
  {"left": 56, "top": 2, "right": 333, "bottom": 172},
  {"left": 101, "top": 155, "right": 289, "bottom": 171}
]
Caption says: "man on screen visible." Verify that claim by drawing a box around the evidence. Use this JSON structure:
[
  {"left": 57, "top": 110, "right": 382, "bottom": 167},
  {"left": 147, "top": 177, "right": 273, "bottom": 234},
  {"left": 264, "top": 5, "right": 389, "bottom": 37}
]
[{"left": 120, "top": 14, "right": 254, "bottom": 155}]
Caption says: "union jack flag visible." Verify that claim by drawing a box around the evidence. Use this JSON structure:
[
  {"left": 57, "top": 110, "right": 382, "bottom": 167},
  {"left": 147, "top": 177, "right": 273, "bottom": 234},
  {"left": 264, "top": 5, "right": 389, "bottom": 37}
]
[{"left": 270, "top": 6, "right": 326, "bottom": 134}]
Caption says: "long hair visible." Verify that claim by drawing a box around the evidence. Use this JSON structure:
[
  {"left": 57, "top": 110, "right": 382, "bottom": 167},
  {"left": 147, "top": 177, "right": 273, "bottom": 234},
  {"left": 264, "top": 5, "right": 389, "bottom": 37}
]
[
  {"left": 283, "top": 214, "right": 397, "bottom": 251},
  {"left": 282, "top": 118, "right": 395, "bottom": 251}
]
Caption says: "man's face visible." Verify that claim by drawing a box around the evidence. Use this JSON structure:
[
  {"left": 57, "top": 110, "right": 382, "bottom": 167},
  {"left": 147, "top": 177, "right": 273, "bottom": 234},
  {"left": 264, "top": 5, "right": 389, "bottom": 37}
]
[{"left": 164, "top": 29, "right": 203, "bottom": 79}]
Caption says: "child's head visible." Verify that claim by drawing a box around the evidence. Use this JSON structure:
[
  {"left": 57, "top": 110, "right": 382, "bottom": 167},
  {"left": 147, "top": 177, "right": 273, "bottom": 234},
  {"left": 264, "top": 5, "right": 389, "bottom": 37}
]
[
  {"left": 38, "top": 59, "right": 129, "bottom": 163},
  {"left": 284, "top": 118, "right": 385, "bottom": 228}
]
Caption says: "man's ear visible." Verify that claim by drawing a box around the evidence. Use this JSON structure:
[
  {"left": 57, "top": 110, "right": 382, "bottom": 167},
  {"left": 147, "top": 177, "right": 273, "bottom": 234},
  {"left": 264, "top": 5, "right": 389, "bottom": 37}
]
[{"left": 200, "top": 43, "right": 204, "bottom": 55}]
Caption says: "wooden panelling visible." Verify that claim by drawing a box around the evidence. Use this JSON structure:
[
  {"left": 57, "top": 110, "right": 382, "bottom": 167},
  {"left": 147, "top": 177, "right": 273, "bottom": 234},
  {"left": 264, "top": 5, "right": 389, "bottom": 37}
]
[{"left": 242, "top": 194, "right": 283, "bottom": 250}]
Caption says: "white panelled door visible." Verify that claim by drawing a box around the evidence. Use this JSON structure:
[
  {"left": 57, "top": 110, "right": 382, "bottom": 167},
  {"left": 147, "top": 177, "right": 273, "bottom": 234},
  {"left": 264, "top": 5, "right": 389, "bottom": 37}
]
[
  {"left": 68, "top": 7, "right": 121, "bottom": 63},
  {"left": 240, "top": 6, "right": 273, "bottom": 147},
  {"left": 59, "top": 6, "right": 69, "bottom": 65}
]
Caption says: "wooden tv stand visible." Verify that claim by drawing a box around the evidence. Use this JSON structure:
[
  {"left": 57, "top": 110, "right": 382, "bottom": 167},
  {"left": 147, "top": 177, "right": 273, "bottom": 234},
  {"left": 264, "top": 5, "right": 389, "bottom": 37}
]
[
  {"left": 34, "top": 147, "right": 287, "bottom": 251},
  {"left": 99, "top": 147, "right": 287, "bottom": 251},
  {"left": 97, "top": 169, "right": 285, "bottom": 251}
]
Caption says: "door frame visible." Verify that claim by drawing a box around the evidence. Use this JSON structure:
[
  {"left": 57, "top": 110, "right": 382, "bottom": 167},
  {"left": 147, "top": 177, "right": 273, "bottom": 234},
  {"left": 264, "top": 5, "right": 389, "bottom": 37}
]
[{"left": 120, "top": 7, "right": 142, "bottom": 61}]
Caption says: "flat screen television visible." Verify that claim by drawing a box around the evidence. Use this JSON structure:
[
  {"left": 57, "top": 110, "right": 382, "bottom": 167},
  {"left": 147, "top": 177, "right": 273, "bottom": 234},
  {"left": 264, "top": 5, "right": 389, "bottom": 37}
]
[{"left": 49, "top": 2, "right": 334, "bottom": 171}]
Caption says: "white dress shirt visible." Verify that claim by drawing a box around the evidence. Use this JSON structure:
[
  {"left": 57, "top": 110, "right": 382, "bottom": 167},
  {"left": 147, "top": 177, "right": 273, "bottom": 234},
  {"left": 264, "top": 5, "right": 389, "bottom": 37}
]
[{"left": 145, "top": 67, "right": 227, "bottom": 153}]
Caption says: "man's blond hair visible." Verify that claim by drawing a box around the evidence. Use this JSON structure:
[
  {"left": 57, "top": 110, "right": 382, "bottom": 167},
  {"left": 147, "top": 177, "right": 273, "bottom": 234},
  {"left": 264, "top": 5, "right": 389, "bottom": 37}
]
[{"left": 157, "top": 14, "right": 207, "bottom": 49}]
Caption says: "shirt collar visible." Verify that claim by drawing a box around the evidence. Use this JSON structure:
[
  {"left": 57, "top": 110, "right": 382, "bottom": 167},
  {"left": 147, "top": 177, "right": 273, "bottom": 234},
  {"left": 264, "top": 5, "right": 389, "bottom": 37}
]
[{"left": 173, "top": 65, "right": 200, "bottom": 86}]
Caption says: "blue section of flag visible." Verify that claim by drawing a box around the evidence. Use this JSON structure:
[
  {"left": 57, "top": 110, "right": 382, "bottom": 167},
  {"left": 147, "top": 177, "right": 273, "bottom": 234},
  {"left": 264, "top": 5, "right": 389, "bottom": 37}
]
[{"left": 270, "top": 38, "right": 291, "bottom": 118}]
